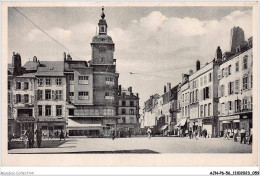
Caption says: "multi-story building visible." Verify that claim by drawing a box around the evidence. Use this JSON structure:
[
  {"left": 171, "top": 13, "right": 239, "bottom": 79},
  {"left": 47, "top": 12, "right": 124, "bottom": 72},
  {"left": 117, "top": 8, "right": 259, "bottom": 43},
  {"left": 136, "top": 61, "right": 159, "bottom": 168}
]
[
  {"left": 143, "top": 94, "right": 160, "bottom": 129},
  {"left": 189, "top": 58, "right": 220, "bottom": 138},
  {"left": 8, "top": 8, "right": 141, "bottom": 138},
  {"left": 218, "top": 27, "right": 253, "bottom": 137},
  {"left": 117, "top": 86, "right": 140, "bottom": 133},
  {"left": 34, "top": 60, "right": 67, "bottom": 135},
  {"left": 169, "top": 84, "right": 179, "bottom": 133}
]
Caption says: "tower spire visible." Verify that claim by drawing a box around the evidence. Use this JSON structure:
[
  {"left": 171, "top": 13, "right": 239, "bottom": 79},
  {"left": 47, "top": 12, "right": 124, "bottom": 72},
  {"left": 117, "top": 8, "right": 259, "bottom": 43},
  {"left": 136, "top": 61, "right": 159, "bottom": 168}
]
[{"left": 101, "top": 6, "right": 105, "bottom": 19}]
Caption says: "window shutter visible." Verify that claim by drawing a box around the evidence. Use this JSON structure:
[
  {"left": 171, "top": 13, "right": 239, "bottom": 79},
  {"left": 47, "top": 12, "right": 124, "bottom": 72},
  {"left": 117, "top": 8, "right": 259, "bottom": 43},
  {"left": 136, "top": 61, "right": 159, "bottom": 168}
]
[
  {"left": 52, "top": 90, "right": 55, "bottom": 100},
  {"left": 225, "top": 67, "right": 228, "bottom": 77},
  {"left": 223, "top": 85, "right": 225, "bottom": 96},
  {"left": 231, "top": 101, "right": 234, "bottom": 111},
  {"left": 21, "top": 94, "right": 24, "bottom": 103},
  {"left": 225, "top": 102, "right": 228, "bottom": 115},
  {"left": 237, "top": 79, "right": 240, "bottom": 93},
  {"left": 61, "top": 90, "right": 63, "bottom": 100},
  {"left": 218, "top": 86, "right": 221, "bottom": 98},
  {"left": 209, "top": 86, "right": 211, "bottom": 98},
  {"left": 37, "top": 90, "right": 39, "bottom": 100},
  {"left": 13, "top": 95, "right": 16, "bottom": 104},
  {"left": 51, "top": 106, "right": 53, "bottom": 116},
  {"left": 21, "top": 82, "right": 24, "bottom": 90}
]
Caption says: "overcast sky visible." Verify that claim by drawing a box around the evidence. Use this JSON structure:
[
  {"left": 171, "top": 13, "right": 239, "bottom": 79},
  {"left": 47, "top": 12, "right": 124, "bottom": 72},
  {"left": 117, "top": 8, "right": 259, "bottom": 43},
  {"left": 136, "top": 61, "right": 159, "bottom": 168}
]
[{"left": 8, "top": 6, "right": 253, "bottom": 110}]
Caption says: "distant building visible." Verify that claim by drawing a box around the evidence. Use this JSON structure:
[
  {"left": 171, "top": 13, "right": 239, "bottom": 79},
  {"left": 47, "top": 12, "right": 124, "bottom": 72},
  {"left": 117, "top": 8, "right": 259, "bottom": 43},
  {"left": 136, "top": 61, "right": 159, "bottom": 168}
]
[{"left": 117, "top": 86, "right": 140, "bottom": 133}]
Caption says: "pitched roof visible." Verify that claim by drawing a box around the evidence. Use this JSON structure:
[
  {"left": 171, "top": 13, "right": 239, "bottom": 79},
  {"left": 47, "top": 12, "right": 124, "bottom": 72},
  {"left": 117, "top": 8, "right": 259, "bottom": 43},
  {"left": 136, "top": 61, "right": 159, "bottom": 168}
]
[
  {"left": 23, "top": 61, "right": 39, "bottom": 71},
  {"left": 36, "top": 61, "right": 64, "bottom": 76}
]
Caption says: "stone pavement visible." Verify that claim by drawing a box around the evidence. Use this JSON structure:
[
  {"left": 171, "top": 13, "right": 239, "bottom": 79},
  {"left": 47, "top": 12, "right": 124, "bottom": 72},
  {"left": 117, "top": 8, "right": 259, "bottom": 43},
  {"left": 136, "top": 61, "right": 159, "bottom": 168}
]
[{"left": 8, "top": 136, "right": 252, "bottom": 154}]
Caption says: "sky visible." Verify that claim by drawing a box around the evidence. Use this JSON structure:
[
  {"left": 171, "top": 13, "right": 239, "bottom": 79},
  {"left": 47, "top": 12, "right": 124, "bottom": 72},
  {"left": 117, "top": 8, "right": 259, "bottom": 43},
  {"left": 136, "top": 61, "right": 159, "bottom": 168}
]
[{"left": 8, "top": 6, "right": 253, "bottom": 111}]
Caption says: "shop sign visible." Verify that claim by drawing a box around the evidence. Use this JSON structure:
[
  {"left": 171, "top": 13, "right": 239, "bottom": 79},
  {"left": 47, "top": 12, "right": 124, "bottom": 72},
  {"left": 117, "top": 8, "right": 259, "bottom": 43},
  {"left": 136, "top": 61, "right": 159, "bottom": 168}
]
[
  {"left": 38, "top": 118, "right": 65, "bottom": 122},
  {"left": 219, "top": 115, "right": 239, "bottom": 121}
]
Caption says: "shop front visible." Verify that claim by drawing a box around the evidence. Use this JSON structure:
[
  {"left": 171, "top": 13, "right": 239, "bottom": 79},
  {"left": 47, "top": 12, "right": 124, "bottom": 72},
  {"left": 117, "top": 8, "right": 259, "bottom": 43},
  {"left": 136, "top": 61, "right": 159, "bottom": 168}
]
[
  {"left": 37, "top": 117, "right": 66, "bottom": 138},
  {"left": 16, "top": 117, "right": 36, "bottom": 137},
  {"left": 174, "top": 118, "right": 187, "bottom": 137},
  {"left": 202, "top": 118, "right": 213, "bottom": 138},
  {"left": 218, "top": 113, "right": 252, "bottom": 138}
]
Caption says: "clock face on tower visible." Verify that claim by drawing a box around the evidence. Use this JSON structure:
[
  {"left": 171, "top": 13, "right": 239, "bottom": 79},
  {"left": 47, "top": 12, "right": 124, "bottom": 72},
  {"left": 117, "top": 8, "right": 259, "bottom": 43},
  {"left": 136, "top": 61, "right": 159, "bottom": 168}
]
[{"left": 99, "top": 46, "right": 107, "bottom": 54}]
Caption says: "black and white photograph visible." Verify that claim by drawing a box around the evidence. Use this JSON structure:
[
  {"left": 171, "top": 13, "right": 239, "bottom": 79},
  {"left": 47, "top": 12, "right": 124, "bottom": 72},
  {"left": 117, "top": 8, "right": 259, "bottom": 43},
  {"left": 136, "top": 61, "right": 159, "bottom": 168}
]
[{"left": 1, "top": 1, "right": 258, "bottom": 170}]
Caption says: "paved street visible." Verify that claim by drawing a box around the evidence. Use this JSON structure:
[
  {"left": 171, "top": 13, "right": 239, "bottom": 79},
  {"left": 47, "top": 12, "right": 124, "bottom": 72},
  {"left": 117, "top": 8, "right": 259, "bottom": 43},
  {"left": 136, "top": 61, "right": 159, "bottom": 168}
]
[{"left": 9, "top": 136, "right": 252, "bottom": 154}]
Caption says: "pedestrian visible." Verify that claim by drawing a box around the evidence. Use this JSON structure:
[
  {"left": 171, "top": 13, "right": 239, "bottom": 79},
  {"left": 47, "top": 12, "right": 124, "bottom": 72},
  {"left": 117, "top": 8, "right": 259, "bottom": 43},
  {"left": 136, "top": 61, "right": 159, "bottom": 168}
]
[
  {"left": 204, "top": 129, "right": 208, "bottom": 138},
  {"left": 22, "top": 130, "right": 28, "bottom": 149},
  {"left": 240, "top": 128, "right": 246, "bottom": 144},
  {"left": 35, "top": 127, "right": 43, "bottom": 148},
  {"left": 111, "top": 127, "right": 115, "bottom": 140},
  {"left": 128, "top": 128, "right": 131, "bottom": 138},
  {"left": 189, "top": 129, "right": 193, "bottom": 139},
  {"left": 27, "top": 128, "right": 34, "bottom": 148},
  {"left": 65, "top": 130, "right": 68, "bottom": 138},
  {"left": 147, "top": 127, "right": 151, "bottom": 139},
  {"left": 233, "top": 128, "right": 238, "bottom": 142},
  {"left": 194, "top": 129, "right": 198, "bottom": 140},
  {"left": 60, "top": 130, "right": 65, "bottom": 141}
]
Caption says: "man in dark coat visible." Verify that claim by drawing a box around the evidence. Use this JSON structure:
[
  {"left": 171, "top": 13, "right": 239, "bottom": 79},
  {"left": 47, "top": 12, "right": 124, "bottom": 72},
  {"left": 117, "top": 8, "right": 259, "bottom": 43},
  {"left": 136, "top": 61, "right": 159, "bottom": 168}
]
[
  {"left": 27, "top": 128, "right": 34, "bottom": 148},
  {"left": 35, "top": 128, "right": 43, "bottom": 148},
  {"left": 60, "top": 130, "right": 65, "bottom": 141}
]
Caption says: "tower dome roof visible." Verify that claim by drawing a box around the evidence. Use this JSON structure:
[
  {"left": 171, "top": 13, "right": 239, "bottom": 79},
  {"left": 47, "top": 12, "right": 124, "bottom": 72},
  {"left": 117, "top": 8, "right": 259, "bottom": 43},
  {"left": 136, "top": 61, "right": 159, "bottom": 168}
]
[{"left": 92, "top": 35, "right": 113, "bottom": 43}]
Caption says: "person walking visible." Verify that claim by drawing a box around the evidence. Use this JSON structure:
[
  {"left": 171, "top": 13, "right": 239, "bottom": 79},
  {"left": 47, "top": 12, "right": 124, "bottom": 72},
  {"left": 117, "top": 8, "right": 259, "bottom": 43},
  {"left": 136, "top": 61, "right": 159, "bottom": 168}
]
[
  {"left": 111, "top": 127, "right": 116, "bottom": 140},
  {"left": 147, "top": 127, "right": 151, "bottom": 139},
  {"left": 189, "top": 129, "right": 193, "bottom": 139},
  {"left": 204, "top": 129, "right": 208, "bottom": 138},
  {"left": 27, "top": 128, "right": 34, "bottom": 148},
  {"left": 194, "top": 129, "right": 198, "bottom": 140},
  {"left": 60, "top": 130, "right": 65, "bottom": 141},
  {"left": 240, "top": 128, "right": 246, "bottom": 144},
  {"left": 35, "top": 128, "right": 43, "bottom": 148},
  {"left": 233, "top": 128, "right": 238, "bottom": 142},
  {"left": 128, "top": 128, "right": 131, "bottom": 138}
]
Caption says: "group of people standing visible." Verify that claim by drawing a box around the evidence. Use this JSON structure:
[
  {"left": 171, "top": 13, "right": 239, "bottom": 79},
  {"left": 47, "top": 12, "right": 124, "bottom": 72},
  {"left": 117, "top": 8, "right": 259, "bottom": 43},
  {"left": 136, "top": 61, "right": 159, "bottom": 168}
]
[
  {"left": 22, "top": 127, "right": 43, "bottom": 148},
  {"left": 111, "top": 128, "right": 132, "bottom": 140},
  {"left": 188, "top": 129, "right": 207, "bottom": 140},
  {"left": 223, "top": 128, "right": 252, "bottom": 144}
]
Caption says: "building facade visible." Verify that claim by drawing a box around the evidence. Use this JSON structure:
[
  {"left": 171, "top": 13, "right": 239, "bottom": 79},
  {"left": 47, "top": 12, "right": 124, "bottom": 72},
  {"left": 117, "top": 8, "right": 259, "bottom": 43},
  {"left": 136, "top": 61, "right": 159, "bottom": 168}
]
[
  {"left": 117, "top": 86, "right": 140, "bottom": 133},
  {"left": 218, "top": 35, "right": 253, "bottom": 137}
]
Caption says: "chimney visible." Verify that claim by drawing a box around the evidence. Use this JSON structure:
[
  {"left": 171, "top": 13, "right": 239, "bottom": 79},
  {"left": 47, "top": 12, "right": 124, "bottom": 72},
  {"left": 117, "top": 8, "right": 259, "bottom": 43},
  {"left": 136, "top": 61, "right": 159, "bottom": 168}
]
[
  {"left": 164, "top": 85, "right": 166, "bottom": 93},
  {"left": 63, "top": 52, "right": 67, "bottom": 61},
  {"left": 67, "top": 53, "right": 72, "bottom": 61},
  {"left": 215, "top": 46, "right": 222, "bottom": 62},
  {"left": 136, "top": 93, "right": 139, "bottom": 98},
  {"left": 118, "top": 85, "right": 122, "bottom": 94},
  {"left": 128, "top": 87, "right": 132, "bottom": 93},
  {"left": 33, "top": 56, "right": 37, "bottom": 62},
  {"left": 196, "top": 60, "right": 200, "bottom": 71},
  {"left": 230, "top": 26, "right": 245, "bottom": 53},
  {"left": 166, "top": 83, "right": 171, "bottom": 92},
  {"left": 189, "top": 69, "right": 193, "bottom": 75}
]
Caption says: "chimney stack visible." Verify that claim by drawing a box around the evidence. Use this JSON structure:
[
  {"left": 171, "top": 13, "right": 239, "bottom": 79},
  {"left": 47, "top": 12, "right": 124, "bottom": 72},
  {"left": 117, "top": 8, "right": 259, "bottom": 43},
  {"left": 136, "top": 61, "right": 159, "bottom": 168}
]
[
  {"left": 166, "top": 83, "right": 171, "bottom": 92},
  {"left": 33, "top": 56, "right": 37, "bottom": 62},
  {"left": 128, "top": 87, "right": 132, "bottom": 93},
  {"left": 189, "top": 69, "right": 193, "bottom": 75},
  {"left": 196, "top": 60, "right": 200, "bottom": 71},
  {"left": 118, "top": 85, "right": 122, "bottom": 94},
  {"left": 67, "top": 53, "right": 72, "bottom": 61},
  {"left": 136, "top": 93, "right": 139, "bottom": 98},
  {"left": 63, "top": 52, "right": 67, "bottom": 61},
  {"left": 164, "top": 85, "right": 167, "bottom": 93},
  {"left": 215, "top": 46, "right": 222, "bottom": 62}
]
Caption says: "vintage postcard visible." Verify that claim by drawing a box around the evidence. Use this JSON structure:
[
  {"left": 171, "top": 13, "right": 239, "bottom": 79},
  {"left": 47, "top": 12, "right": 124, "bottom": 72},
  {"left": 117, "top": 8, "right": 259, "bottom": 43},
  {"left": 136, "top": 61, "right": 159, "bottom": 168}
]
[{"left": 1, "top": 1, "right": 258, "bottom": 167}]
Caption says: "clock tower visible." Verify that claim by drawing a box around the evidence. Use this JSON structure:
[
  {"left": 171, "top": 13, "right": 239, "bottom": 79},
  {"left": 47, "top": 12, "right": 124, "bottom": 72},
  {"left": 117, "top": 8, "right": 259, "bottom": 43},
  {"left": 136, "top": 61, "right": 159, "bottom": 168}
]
[
  {"left": 89, "top": 7, "right": 119, "bottom": 130},
  {"left": 90, "top": 7, "right": 115, "bottom": 66}
]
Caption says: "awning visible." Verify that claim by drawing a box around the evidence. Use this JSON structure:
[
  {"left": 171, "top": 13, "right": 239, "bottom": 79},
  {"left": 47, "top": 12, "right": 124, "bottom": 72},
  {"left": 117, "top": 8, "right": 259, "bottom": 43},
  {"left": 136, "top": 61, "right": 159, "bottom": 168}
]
[
  {"left": 174, "top": 118, "right": 187, "bottom": 128},
  {"left": 160, "top": 125, "right": 168, "bottom": 131},
  {"left": 233, "top": 120, "right": 240, "bottom": 123},
  {"left": 157, "top": 114, "right": 165, "bottom": 120},
  {"left": 66, "top": 104, "right": 76, "bottom": 109},
  {"left": 222, "top": 121, "right": 231, "bottom": 124},
  {"left": 67, "top": 119, "right": 104, "bottom": 129}
]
